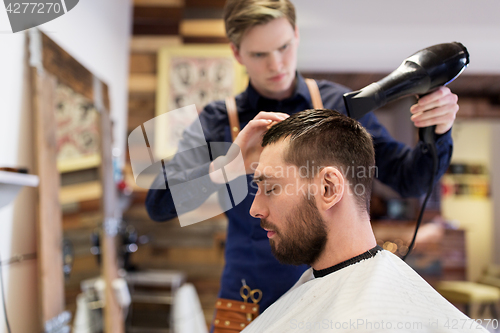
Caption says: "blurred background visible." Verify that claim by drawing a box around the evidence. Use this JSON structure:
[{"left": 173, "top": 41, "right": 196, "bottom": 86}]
[{"left": 0, "top": 0, "right": 499, "bottom": 332}]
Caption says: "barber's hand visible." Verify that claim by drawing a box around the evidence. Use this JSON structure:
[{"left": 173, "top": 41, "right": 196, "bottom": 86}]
[
  {"left": 410, "top": 86, "right": 459, "bottom": 135},
  {"left": 210, "top": 112, "right": 289, "bottom": 184}
]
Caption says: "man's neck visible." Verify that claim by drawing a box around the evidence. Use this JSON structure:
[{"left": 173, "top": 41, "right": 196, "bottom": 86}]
[{"left": 312, "top": 214, "right": 377, "bottom": 271}]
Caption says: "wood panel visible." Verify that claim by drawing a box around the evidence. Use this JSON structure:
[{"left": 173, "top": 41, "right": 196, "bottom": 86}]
[
  {"left": 41, "top": 31, "right": 111, "bottom": 110},
  {"left": 133, "top": 6, "right": 182, "bottom": 36},
  {"left": 448, "top": 75, "right": 500, "bottom": 98},
  {"left": 130, "top": 36, "right": 182, "bottom": 52},
  {"left": 134, "top": 0, "right": 184, "bottom": 6},
  {"left": 130, "top": 53, "right": 157, "bottom": 74},
  {"left": 128, "top": 94, "right": 156, "bottom": 117},
  {"left": 184, "top": 7, "right": 224, "bottom": 19},
  {"left": 100, "top": 103, "right": 125, "bottom": 333},
  {"left": 129, "top": 74, "right": 157, "bottom": 93},
  {"left": 183, "top": 36, "right": 229, "bottom": 44},
  {"left": 134, "top": 6, "right": 183, "bottom": 20},
  {"left": 32, "top": 69, "right": 66, "bottom": 327},
  {"left": 59, "top": 181, "right": 102, "bottom": 205},
  {"left": 103, "top": 83, "right": 111, "bottom": 111},
  {"left": 457, "top": 97, "right": 500, "bottom": 118},
  {"left": 62, "top": 208, "right": 102, "bottom": 231},
  {"left": 41, "top": 33, "right": 94, "bottom": 101},
  {"left": 185, "top": 0, "right": 225, "bottom": 8},
  {"left": 128, "top": 93, "right": 156, "bottom": 132},
  {"left": 180, "top": 19, "right": 225, "bottom": 37},
  {"left": 133, "top": 22, "right": 179, "bottom": 35}
]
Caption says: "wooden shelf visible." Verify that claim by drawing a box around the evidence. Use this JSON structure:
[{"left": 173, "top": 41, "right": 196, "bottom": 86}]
[
  {"left": 180, "top": 19, "right": 225, "bottom": 37},
  {"left": 129, "top": 74, "right": 157, "bottom": 93},
  {"left": 130, "top": 36, "right": 182, "bottom": 53},
  {"left": 0, "top": 171, "right": 39, "bottom": 209},
  {"left": 59, "top": 181, "right": 102, "bottom": 205}
]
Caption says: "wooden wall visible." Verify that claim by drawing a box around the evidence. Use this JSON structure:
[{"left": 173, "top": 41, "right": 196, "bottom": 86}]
[{"left": 126, "top": 0, "right": 230, "bottom": 326}]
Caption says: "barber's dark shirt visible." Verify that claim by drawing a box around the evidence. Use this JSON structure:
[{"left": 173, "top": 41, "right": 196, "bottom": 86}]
[{"left": 145, "top": 73, "right": 453, "bottom": 313}]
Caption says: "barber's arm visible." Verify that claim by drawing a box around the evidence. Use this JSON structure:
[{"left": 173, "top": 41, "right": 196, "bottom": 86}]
[
  {"left": 145, "top": 106, "right": 289, "bottom": 221},
  {"left": 145, "top": 103, "right": 225, "bottom": 222},
  {"left": 360, "top": 88, "right": 458, "bottom": 197}
]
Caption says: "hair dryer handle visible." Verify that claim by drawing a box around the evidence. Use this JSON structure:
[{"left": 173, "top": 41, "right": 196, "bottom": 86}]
[
  {"left": 417, "top": 90, "right": 438, "bottom": 146},
  {"left": 419, "top": 125, "right": 436, "bottom": 145}
]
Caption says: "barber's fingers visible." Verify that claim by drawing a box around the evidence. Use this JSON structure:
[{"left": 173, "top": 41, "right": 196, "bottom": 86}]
[
  {"left": 412, "top": 112, "right": 457, "bottom": 135},
  {"left": 410, "top": 102, "right": 459, "bottom": 123},
  {"left": 253, "top": 111, "right": 289, "bottom": 122},
  {"left": 236, "top": 119, "right": 273, "bottom": 145},
  {"left": 410, "top": 86, "right": 458, "bottom": 114}
]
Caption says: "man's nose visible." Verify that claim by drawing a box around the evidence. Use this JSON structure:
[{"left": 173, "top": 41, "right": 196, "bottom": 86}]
[
  {"left": 250, "top": 191, "right": 268, "bottom": 219},
  {"left": 267, "top": 51, "right": 283, "bottom": 72}
]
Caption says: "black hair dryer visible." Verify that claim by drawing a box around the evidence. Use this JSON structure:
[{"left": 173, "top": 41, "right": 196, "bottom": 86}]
[{"left": 343, "top": 42, "right": 469, "bottom": 144}]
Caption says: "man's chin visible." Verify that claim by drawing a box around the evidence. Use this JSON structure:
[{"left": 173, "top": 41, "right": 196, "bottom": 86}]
[
  {"left": 265, "top": 76, "right": 294, "bottom": 91},
  {"left": 269, "top": 240, "right": 294, "bottom": 265}
]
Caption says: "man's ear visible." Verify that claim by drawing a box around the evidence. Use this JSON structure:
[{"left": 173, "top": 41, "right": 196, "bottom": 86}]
[
  {"left": 230, "top": 43, "right": 243, "bottom": 65},
  {"left": 294, "top": 24, "right": 300, "bottom": 45},
  {"left": 318, "top": 167, "right": 344, "bottom": 210}
]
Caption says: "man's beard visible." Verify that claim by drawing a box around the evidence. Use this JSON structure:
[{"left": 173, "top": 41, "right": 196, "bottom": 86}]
[{"left": 260, "top": 196, "right": 328, "bottom": 266}]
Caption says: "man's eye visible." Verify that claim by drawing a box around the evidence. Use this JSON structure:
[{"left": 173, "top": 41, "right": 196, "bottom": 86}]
[
  {"left": 253, "top": 53, "right": 266, "bottom": 58},
  {"left": 279, "top": 44, "right": 288, "bottom": 51},
  {"left": 266, "top": 187, "right": 275, "bottom": 195}
]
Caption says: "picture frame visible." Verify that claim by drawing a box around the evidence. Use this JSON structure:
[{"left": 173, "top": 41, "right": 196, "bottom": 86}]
[
  {"left": 155, "top": 44, "right": 248, "bottom": 159},
  {"left": 55, "top": 82, "right": 101, "bottom": 173}
]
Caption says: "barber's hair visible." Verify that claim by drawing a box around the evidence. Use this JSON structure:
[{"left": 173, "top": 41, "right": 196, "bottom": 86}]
[
  {"left": 262, "top": 109, "right": 376, "bottom": 212},
  {"left": 223, "top": 0, "right": 296, "bottom": 47}
]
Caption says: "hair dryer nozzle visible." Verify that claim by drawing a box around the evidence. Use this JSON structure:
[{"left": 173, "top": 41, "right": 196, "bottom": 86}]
[{"left": 344, "top": 83, "right": 384, "bottom": 120}]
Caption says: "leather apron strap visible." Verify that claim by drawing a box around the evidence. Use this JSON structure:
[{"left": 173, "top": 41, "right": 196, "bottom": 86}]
[
  {"left": 304, "top": 78, "right": 324, "bottom": 109},
  {"left": 226, "top": 96, "right": 240, "bottom": 142},
  {"left": 225, "top": 79, "right": 323, "bottom": 142}
]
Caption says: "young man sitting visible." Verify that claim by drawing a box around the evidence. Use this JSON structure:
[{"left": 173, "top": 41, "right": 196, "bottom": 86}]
[{"left": 242, "top": 108, "right": 487, "bottom": 333}]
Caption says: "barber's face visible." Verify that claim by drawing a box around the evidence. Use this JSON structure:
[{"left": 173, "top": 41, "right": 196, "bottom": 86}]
[
  {"left": 250, "top": 142, "right": 328, "bottom": 266},
  {"left": 231, "top": 17, "right": 299, "bottom": 100}
]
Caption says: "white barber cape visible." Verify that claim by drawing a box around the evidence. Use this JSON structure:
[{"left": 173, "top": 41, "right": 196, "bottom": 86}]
[{"left": 242, "top": 250, "right": 488, "bottom": 333}]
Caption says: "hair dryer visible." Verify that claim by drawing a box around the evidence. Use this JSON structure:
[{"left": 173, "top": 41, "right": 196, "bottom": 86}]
[
  {"left": 343, "top": 42, "right": 469, "bottom": 261},
  {"left": 343, "top": 42, "right": 469, "bottom": 143}
]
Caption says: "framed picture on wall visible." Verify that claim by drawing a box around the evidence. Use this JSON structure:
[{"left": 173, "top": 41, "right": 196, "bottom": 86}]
[
  {"left": 155, "top": 44, "right": 248, "bottom": 159},
  {"left": 55, "top": 83, "right": 101, "bottom": 173}
]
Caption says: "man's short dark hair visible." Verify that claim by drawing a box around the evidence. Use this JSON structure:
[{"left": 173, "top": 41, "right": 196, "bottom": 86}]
[{"left": 262, "top": 109, "right": 375, "bottom": 211}]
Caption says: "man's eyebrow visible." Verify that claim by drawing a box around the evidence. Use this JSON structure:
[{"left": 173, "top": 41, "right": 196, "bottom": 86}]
[
  {"left": 249, "top": 50, "right": 268, "bottom": 56},
  {"left": 252, "top": 175, "right": 274, "bottom": 183},
  {"left": 279, "top": 38, "right": 292, "bottom": 48},
  {"left": 248, "top": 39, "right": 293, "bottom": 56}
]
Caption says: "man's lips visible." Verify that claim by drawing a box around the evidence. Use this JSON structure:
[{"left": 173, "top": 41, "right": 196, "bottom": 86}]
[
  {"left": 263, "top": 228, "right": 276, "bottom": 238},
  {"left": 261, "top": 219, "right": 278, "bottom": 238},
  {"left": 269, "top": 73, "right": 286, "bottom": 82}
]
